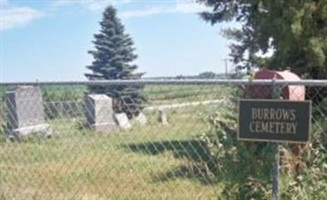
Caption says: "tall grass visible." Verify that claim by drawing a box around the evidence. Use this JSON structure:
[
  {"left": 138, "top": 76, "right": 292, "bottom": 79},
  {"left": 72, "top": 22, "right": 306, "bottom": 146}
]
[{"left": 0, "top": 106, "right": 222, "bottom": 199}]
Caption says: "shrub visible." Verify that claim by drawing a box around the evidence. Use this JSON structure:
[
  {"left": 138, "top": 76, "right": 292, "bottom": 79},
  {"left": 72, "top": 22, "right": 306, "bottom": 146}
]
[{"left": 201, "top": 97, "right": 327, "bottom": 199}]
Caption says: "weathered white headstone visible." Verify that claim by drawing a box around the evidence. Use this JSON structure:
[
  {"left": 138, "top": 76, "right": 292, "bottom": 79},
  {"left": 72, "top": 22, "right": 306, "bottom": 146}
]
[
  {"left": 115, "top": 113, "right": 131, "bottom": 130},
  {"left": 158, "top": 107, "right": 168, "bottom": 125},
  {"left": 135, "top": 112, "right": 147, "bottom": 126},
  {"left": 85, "top": 94, "right": 117, "bottom": 132},
  {"left": 5, "top": 86, "right": 52, "bottom": 139}
]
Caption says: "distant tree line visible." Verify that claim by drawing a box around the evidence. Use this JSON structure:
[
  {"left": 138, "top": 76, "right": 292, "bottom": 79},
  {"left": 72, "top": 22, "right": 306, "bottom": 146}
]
[{"left": 175, "top": 71, "right": 229, "bottom": 79}]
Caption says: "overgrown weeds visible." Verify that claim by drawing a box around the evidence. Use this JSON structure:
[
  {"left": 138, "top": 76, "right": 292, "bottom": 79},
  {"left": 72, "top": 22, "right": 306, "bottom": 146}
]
[{"left": 200, "top": 98, "right": 327, "bottom": 199}]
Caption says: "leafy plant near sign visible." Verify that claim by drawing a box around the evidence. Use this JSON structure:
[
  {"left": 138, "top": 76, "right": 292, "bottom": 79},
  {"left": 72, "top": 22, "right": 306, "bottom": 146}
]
[
  {"left": 200, "top": 95, "right": 327, "bottom": 199},
  {"left": 199, "top": 100, "right": 273, "bottom": 199}
]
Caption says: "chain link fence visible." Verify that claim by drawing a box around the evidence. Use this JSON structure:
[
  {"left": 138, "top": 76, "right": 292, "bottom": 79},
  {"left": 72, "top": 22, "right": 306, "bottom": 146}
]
[{"left": 0, "top": 80, "right": 326, "bottom": 199}]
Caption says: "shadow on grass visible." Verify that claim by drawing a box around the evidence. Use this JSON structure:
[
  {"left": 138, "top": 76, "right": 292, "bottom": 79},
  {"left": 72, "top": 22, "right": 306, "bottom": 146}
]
[{"left": 124, "top": 140, "right": 218, "bottom": 185}]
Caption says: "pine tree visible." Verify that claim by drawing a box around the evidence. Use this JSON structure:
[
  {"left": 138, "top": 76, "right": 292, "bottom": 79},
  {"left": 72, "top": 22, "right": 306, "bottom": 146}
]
[{"left": 85, "top": 5, "right": 146, "bottom": 118}]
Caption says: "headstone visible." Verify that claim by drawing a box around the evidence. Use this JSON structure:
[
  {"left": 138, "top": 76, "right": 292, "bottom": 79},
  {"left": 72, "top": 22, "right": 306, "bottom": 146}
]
[
  {"left": 115, "top": 113, "right": 131, "bottom": 130},
  {"left": 158, "top": 107, "right": 168, "bottom": 125},
  {"left": 85, "top": 94, "right": 117, "bottom": 132},
  {"left": 135, "top": 112, "right": 147, "bottom": 126},
  {"left": 5, "top": 86, "right": 52, "bottom": 139},
  {"left": 247, "top": 70, "right": 305, "bottom": 100}
]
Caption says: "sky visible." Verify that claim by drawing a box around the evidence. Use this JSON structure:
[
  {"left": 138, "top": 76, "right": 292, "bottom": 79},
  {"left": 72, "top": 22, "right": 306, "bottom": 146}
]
[{"left": 0, "top": 0, "right": 234, "bottom": 82}]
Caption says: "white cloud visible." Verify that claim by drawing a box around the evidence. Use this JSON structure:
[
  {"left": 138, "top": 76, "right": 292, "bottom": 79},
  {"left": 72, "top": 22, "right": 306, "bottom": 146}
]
[
  {"left": 174, "top": 0, "right": 210, "bottom": 14},
  {"left": 50, "top": 0, "right": 208, "bottom": 18},
  {"left": 121, "top": 0, "right": 210, "bottom": 19},
  {"left": 121, "top": 6, "right": 171, "bottom": 19},
  {"left": 52, "top": 0, "right": 131, "bottom": 11},
  {"left": 0, "top": 3, "right": 43, "bottom": 31}
]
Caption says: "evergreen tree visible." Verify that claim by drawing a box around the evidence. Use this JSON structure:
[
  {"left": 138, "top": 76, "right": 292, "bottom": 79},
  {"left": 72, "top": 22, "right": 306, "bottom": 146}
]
[
  {"left": 85, "top": 5, "right": 146, "bottom": 118},
  {"left": 198, "top": 0, "right": 327, "bottom": 103},
  {"left": 198, "top": 0, "right": 327, "bottom": 80}
]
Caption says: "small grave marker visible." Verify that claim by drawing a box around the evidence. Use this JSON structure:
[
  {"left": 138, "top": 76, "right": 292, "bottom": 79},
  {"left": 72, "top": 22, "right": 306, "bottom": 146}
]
[
  {"left": 115, "top": 113, "right": 132, "bottom": 130},
  {"left": 158, "top": 108, "right": 168, "bottom": 125},
  {"left": 135, "top": 112, "right": 147, "bottom": 126}
]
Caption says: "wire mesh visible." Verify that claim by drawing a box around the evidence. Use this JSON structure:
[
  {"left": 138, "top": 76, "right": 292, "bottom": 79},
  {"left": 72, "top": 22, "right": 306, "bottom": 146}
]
[{"left": 0, "top": 80, "right": 326, "bottom": 199}]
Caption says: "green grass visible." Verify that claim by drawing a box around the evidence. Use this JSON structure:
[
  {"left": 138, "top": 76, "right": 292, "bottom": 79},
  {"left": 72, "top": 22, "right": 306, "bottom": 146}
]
[
  {"left": 0, "top": 107, "right": 222, "bottom": 200},
  {"left": 41, "top": 84, "right": 232, "bottom": 106},
  {"left": 0, "top": 84, "right": 231, "bottom": 199},
  {"left": 0, "top": 84, "right": 233, "bottom": 102},
  {"left": 41, "top": 85, "right": 87, "bottom": 101},
  {"left": 145, "top": 85, "right": 234, "bottom": 106}
]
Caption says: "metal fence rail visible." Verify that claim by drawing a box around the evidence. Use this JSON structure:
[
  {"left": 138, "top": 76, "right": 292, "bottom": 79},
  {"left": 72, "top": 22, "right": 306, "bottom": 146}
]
[
  {"left": 0, "top": 79, "right": 326, "bottom": 199},
  {"left": 1, "top": 79, "right": 327, "bottom": 86}
]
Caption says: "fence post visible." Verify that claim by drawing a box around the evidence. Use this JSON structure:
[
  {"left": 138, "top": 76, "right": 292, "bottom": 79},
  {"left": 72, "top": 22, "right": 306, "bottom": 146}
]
[{"left": 271, "top": 77, "right": 280, "bottom": 200}]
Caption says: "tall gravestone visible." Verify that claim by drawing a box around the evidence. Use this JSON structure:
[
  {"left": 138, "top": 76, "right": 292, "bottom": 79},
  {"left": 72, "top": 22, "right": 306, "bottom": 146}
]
[
  {"left": 85, "top": 94, "right": 117, "bottom": 132},
  {"left": 5, "top": 86, "right": 52, "bottom": 139}
]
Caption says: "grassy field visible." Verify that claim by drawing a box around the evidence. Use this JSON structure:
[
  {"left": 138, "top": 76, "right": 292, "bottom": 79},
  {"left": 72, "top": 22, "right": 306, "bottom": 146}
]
[
  {"left": 0, "top": 84, "right": 233, "bottom": 103},
  {"left": 0, "top": 106, "right": 223, "bottom": 200},
  {"left": 144, "top": 85, "right": 233, "bottom": 105}
]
